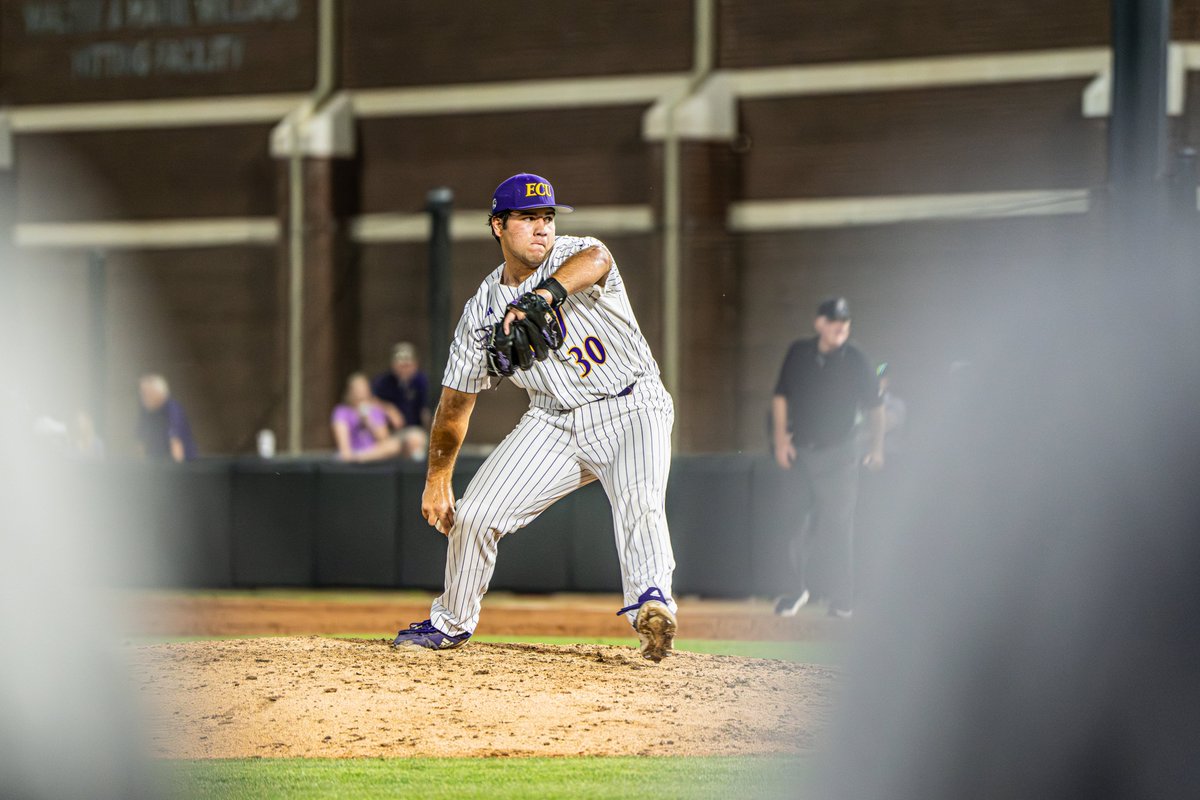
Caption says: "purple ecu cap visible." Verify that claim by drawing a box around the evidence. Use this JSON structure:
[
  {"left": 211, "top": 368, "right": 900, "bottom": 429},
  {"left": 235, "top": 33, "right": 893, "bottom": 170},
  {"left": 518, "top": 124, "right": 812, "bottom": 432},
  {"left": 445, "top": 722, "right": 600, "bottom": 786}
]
[
  {"left": 490, "top": 173, "right": 574, "bottom": 216},
  {"left": 817, "top": 296, "right": 851, "bottom": 321}
]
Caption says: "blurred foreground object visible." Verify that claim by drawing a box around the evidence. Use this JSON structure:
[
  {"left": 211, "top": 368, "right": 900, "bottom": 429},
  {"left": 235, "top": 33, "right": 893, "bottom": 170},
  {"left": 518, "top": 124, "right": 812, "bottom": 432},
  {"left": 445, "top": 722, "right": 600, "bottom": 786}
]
[
  {"left": 826, "top": 3, "right": 1200, "bottom": 794},
  {"left": 2, "top": 383, "right": 156, "bottom": 799},
  {"left": 826, "top": 266, "right": 1200, "bottom": 798}
]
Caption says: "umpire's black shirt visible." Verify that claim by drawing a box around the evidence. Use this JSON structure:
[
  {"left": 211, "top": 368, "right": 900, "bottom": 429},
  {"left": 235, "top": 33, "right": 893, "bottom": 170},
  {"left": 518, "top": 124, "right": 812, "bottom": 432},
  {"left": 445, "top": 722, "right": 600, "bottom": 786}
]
[{"left": 774, "top": 337, "right": 882, "bottom": 448}]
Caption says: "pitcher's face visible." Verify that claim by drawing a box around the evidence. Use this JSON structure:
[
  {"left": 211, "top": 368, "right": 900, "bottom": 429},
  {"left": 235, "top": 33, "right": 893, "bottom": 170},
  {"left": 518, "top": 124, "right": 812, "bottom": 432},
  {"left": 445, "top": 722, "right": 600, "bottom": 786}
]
[{"left": 496, "top": 208, "right": 556, "bottom": 268}]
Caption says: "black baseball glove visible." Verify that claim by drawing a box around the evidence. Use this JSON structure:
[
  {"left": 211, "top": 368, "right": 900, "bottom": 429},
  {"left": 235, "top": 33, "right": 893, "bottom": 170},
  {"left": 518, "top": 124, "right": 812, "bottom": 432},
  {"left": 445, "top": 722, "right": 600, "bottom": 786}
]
[{"left": 483, "top": 291, "right": 565, "bottom": 377}]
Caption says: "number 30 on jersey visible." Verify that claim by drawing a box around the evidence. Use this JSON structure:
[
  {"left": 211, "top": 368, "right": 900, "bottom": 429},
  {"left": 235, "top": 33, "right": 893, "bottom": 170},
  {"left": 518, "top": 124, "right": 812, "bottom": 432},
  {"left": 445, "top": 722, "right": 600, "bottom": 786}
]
[
  {"left": 553, "top": 306, "right": 608, "bottom": 378},
  {"left": 568, "top": 337, "right": 607, "bottom": 378}
]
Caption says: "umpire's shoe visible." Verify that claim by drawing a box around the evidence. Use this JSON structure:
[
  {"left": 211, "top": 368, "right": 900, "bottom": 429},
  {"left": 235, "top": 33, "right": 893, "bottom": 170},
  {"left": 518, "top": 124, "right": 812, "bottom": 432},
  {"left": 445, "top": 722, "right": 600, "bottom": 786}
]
[
  {"left": 620, "top": 588, "right": 677, "bottom": 663},
  {"left": 392, "top": 620, "right": 471, "bottom": 650}
]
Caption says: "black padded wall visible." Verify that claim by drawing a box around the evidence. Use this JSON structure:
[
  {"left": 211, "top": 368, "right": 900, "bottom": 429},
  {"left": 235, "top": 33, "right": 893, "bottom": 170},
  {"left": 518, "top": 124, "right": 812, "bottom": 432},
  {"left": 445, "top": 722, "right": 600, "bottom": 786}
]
[
  {"left": 231, "top": 461, "right": 318, "bottom": 587},
  {"left": 315, "top": 462, "right": 400, "bottom": 587},
  {"left": 100, "top": 453, "right": 816, "bottom": 598}
]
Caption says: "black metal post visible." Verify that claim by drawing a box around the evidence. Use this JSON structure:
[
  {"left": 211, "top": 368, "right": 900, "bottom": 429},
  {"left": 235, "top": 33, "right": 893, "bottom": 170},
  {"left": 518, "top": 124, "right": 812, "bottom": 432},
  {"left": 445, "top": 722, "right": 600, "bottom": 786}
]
[
  {"left": 426, "top": 187, "right": 454, "bottom": 402},
  {"left": 1108, "top": 0, "right": 1171, "bottom": 197},
  {"left": 1106, "top": 0, "right": 1172, "bottom": 286},
  {"left": 87, "top": 249, "right": 107, "bottom": 435}
]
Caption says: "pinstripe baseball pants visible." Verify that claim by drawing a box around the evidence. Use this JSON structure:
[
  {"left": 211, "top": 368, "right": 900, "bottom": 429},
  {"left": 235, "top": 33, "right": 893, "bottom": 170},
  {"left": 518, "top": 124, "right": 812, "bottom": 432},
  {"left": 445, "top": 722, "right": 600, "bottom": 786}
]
[{"left": 430, "top": 379, "right": 676, "bottom": 636}]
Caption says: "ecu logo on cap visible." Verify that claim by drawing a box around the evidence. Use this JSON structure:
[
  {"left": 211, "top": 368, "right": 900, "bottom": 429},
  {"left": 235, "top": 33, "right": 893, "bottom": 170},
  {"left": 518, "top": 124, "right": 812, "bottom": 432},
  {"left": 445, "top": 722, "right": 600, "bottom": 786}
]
[{"left": 525, "top": 182, "right": 552, "bottom": 197}]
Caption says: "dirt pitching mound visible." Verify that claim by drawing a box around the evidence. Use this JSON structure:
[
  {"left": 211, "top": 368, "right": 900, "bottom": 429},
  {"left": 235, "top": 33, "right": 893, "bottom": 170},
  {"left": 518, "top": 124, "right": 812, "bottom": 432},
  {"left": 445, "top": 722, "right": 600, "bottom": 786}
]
[{"left": 135, "top": 636, "right": 837, "bottom": 758}]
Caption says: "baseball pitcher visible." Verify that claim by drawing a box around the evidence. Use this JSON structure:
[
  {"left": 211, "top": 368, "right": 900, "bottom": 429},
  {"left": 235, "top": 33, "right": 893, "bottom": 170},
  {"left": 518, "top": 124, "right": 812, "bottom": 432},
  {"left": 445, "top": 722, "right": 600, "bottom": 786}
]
[{"left": 392, "top": 173, "right": 677, "bottom": 662}]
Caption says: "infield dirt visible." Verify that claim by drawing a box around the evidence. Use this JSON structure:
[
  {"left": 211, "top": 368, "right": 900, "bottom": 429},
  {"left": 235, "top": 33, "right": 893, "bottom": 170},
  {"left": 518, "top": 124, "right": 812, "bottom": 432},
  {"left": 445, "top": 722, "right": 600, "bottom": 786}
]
[
  {"left": 134, "top": 636, "right": 837, "bottom": 759},
  {"left": 128, "top": 591, "right": 843, "bottom": 641}
]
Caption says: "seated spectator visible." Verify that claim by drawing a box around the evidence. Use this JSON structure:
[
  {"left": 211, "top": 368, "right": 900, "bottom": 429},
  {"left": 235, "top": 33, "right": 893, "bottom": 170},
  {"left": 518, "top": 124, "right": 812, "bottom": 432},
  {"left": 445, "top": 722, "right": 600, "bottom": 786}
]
[
  {"left": 136, "top": 374, "right": 197, "bottom": 462},
  {"left": 390, "top": 423, "right": 429, "bottom": 461},
  {"left": 331, "top": 372, "right": 392, "bottom": 461},
  {"left": 370, "top": 341, "right": 430, "bottom": 460}
]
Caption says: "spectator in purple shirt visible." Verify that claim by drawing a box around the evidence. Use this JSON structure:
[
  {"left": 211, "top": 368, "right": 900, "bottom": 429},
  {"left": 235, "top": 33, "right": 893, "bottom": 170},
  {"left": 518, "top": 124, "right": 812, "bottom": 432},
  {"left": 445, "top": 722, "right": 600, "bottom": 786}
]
[
  {"left": 331, "top": 372, "right": 392, "bottom": 460},
  {"left": 136, "top": 374, "right": 198, "bottom": 462}
]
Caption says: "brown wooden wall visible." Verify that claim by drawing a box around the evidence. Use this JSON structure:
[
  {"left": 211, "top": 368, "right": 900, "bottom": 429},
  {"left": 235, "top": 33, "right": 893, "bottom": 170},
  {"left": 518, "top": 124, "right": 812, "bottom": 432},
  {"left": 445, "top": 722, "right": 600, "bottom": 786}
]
[
  {"left": 16, "top": 125, "right": 276, "bottom": 221},
  {"left": 357, "top": 106, "right": 654, "bottom": 214},
  {"left": 718, "top": 0, "right": 1112, "bottom": 68},
  {"left": 3, "top": 1, "right": 1199, "bottom": 456},
  {"left": 1183, "top": 73, "right": 1200, "bottom": 145},
  {"left": 9, "top": 245, "right": 282, "bottom": 457},
  {"left": 102, "top": 246, "right": 285, "bottom": 456},
  {"left": 1174, "top": 0, "right": 1200, "bottom": 38},
  {"left": 715, "top": 0, "right": 1200, "bottom": 70},
  {"left": 341, "top": 1, "right": 693, "bottom": 89},
  {"left": 737, "top": 81, "right": 1108, "bottom": 199},
  {"left": 9, "top": 123, "right": 283, "bottom": 456},
  {"left": 0, "top": 0, "right": 316, "bottom": 104}
]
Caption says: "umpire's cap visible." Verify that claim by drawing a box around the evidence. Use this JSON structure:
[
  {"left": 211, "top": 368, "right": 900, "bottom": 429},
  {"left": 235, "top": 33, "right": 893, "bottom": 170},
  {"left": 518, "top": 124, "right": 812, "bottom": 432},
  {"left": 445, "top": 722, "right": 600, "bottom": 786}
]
[
  {"left": 490, "top": 173, "right": 574, "bottom": 216},
  {"left": 817, "top": 296, "right": 851, "bottom": 321}
]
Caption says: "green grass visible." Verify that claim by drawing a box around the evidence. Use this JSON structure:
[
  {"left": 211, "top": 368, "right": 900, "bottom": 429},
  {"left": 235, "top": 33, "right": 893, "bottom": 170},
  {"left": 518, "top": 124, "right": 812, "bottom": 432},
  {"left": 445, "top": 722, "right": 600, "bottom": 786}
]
[{"left": 164, "top": 755, "right": 812, "bottom": 800}]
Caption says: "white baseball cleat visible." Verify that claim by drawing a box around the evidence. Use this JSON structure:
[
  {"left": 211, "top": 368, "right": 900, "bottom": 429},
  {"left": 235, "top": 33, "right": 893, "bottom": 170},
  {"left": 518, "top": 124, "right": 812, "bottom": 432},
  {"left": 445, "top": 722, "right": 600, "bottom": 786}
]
[
  {"left": 635, "top": 600, "right": 677, "bottom": 663},
  {"left": 618, "top": 587, "right": 677, "bottom": 662}
]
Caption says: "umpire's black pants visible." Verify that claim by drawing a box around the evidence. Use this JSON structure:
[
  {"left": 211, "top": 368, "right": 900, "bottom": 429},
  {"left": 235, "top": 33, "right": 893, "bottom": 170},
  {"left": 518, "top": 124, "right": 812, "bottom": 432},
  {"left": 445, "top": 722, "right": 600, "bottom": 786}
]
[{"left": 789, "top": 437, "right": 859, "bottom": 612}]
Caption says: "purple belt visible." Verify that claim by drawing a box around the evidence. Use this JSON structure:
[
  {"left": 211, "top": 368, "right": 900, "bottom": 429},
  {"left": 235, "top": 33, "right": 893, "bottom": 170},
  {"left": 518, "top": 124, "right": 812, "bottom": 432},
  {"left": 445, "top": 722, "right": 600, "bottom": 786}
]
[{"left": 616, "top": 384, "right": 635, "bottom": 397}]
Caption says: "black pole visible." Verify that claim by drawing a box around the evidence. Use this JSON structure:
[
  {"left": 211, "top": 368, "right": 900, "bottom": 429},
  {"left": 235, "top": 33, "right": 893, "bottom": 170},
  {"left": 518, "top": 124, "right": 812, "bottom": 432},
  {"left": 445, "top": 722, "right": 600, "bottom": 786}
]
[
  {"left": 87, "top": 249, "right": 107, "bottom": 435},
  {"left": 1108, "top": 0, "right": 1171, "bottom": 198},
  {"left": 427, "top": 187, "right": 454, "bottom": 402},
  {"left": 1107, "top": 0, "right": 1172, "bottom": 285}
]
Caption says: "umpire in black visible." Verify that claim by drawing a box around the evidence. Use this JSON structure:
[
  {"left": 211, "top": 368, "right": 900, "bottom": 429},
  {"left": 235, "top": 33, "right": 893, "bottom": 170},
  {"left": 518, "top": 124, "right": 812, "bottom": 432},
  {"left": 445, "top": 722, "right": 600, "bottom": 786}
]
[{"left": 771, "top": 296, "right": 884, "bottom": 618}]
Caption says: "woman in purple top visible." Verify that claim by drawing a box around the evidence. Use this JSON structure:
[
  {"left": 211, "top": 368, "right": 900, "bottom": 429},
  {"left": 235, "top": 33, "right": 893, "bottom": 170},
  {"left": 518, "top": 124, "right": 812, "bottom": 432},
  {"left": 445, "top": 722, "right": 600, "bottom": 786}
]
[{"left": 331, "top": 373, "right": 390, "bottom": 460}]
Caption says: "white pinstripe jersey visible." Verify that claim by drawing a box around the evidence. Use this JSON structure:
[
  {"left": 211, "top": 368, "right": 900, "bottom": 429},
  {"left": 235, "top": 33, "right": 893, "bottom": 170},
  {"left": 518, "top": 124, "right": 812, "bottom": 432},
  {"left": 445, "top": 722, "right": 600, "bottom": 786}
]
[{"left": 443, "top": 235, "right": 661, "bottom": 411}]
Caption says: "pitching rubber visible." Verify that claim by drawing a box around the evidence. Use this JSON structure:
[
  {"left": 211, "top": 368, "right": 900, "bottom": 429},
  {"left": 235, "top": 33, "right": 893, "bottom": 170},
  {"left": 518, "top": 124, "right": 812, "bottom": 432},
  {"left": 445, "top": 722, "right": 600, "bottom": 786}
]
[{"left": 635, "top": 600, "right": 677, "bottom": 663}]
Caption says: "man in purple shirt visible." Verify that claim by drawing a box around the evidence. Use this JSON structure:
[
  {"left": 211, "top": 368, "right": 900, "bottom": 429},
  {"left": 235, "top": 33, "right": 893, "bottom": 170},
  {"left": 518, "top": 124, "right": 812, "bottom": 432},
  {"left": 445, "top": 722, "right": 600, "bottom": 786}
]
[
  {"left": 368, "top": 341, "right": 430, "bottom": 460},
  {"left": 370, "top": 342, "right": 431, "bottom": 433},
  {"left": 136, "top": 374, "right": 198, "bottom": 462}
]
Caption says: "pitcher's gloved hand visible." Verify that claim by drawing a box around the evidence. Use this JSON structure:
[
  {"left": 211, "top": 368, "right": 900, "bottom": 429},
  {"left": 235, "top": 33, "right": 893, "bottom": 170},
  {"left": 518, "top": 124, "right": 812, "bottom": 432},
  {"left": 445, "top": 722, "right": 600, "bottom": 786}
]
[
  {"left": 483, "top": 318, "right": 534, "bottom": 376},
  {"left": 507, "top": 291, "right": 564, "bottom": 351},
  {"left": 484, "top": 292, "right": 564, "bottom": 376}
]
